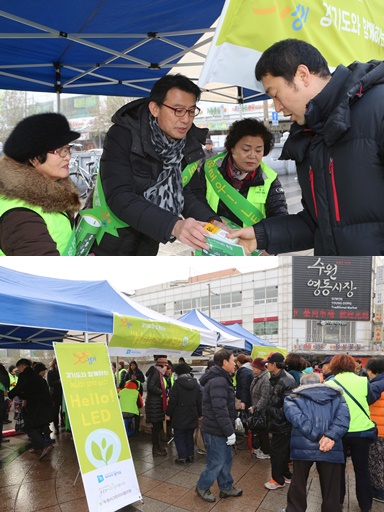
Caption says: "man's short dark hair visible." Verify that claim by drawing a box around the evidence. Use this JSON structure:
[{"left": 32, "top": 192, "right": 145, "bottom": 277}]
[
  {"left": 214, "top": 348, "right": 233, "bottom": 367},
  {"left": 367, "top": 356, "right": 384, "bottom": 375},
  {"left": 149, "top": 74, "right": 201, "bottom": 104},
  {"left": 225, "top": 118, "right": 274, "bottom": 156},
  {"left": 16, "top": 358, "right": 32, "bottom": 368},
  {"left": 255, "top": 38, "right": 330, "bottom": 84}
]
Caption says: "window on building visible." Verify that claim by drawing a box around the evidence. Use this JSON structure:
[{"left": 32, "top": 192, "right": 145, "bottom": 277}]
[
  {"left": 254, "top": 320, "right": 278, "bottom": 336},
  {"left": 306, "top": 320, "right": 356, "bottom": 344},
  {"left": 151, "top": 303, "right": 166, "bottom": 314},
  {"left": 254, "top": 286, "right": 278, "bottom": 304}
]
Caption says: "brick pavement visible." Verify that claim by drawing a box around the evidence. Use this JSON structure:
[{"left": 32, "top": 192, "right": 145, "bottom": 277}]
[{"left": 0, "top": 425, "right": 380, "bottom": 512}]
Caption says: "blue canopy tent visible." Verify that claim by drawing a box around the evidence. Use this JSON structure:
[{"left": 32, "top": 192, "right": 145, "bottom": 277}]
[
  {"left": 0, "top": 1, "right": 266, "bottom": 104},
  {"left": 179, "top": 309, "right": 274, "bottom": 353},
  {"left": 0, "top": 266, "right": 216, "bottom": 352},
  {"left": 228, "top": 322, "right": 273, "bottom": 349}
]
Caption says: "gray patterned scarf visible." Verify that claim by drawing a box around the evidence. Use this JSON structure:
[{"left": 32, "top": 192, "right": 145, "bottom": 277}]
[{"left": 144, "top": 113, "right": 186, "bottom": 215}]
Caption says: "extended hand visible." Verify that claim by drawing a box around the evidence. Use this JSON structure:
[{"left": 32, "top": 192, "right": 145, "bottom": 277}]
[
  {"left": 171, "top": 218, "right": 210, "bottom": 250},
  {"left": 226, "top": 226, "right": 257, "bottom": 255}
]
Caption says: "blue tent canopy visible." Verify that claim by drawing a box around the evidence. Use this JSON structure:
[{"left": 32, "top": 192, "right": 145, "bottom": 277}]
[
  {"left": 228, "top": 322, "right": 273, "bottom": 348},
  {"left": 0, "top": 266, "right": 216, "bottom": 351},
  {"left": 0, "top": 1, "right": 265, "bottom": 103}
]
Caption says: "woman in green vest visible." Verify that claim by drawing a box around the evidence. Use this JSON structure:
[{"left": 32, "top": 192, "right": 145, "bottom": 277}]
[
  {"left": 199, "top": 118, "right": 288, "bottom": 232},
  {"left": 0, "top": 113, "right": 81, "bottom": 255}
]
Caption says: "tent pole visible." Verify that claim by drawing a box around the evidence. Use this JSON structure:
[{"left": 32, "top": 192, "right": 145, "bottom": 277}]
[
  {"left": 84, "top": 332, "right": 89, "bottom": 343},
  {"left": 237, "top": 86, "right": 243, "bottom": 119},
  {"left": 54, "top": 63, "right": 61, "bottom": 113}
]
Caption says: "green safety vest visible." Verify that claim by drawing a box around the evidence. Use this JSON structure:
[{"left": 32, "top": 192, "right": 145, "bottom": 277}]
[
  {"left": 118, "top": 388, "right": 139, "bottom": 416},
  {"left": 205, "top": 158, "right": 277, "bottom": 227},
  {"left": 0, "top": 195, "right": 73, "bottom": 256}
]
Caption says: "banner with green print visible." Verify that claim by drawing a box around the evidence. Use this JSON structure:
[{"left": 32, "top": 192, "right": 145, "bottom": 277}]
[
  {"left": 54, "top": 342, "right": 141, "bottom": 512},
  {"left": 108, "top": 314, "right": 201, "bottom": 358},
  {"left": 251, "top": 346, "right": 288, "bottom": 360},
  {"left": 199, "top": 0, "right": 384, "bottom": 92}
]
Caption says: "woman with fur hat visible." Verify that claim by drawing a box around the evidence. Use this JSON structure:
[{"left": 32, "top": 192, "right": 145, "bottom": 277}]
[{"left": 0, "top": 113, "right": 81, "bottom": 255}]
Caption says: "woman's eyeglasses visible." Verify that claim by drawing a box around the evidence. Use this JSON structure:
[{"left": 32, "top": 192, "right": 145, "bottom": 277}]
[{"left": 48, "top": 145, "right": 73, "bottom": 157}]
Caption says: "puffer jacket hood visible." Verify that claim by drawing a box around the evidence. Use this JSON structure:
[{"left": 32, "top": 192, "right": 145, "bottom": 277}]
[
  {"left": 292, "top": 382, "right": 344, "bottom": 403},
  {"left": 175, "top": 374, "right": 199, "bottom": 391}
]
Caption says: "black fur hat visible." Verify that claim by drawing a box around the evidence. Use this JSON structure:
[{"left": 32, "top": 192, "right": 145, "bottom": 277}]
[{"left": 4, "top": 112, "right": 80, "bottom": 163}]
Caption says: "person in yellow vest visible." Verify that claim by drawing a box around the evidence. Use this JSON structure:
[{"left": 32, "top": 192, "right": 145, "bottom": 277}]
[
  {"left": 118, "top": 381, "right": 144, "bottom": 437},
  {"left": 366, "top": 356, "right": 384, "bottom": 503},
  {"left": 0, "top": 113, "right": 81, "bottom": 255},
  {"left": 198, "top": 118, "right": 288, "bottom": 235}
]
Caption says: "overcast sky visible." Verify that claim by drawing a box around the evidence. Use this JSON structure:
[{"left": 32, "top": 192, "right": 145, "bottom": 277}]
[{"left": 0, "top": 257, "right": 278, "bottom": 294}]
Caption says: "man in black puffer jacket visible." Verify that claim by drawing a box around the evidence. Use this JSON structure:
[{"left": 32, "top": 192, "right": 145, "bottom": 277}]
[
  {"left": 263, "top": 352, "right": 295, "bottom": 491},
  {"left": 229, "top": 39, "right": 384, "bottom": 255},
  {"left": 196, "top": 349, "right": 242, "bottom": 503},
  {"left": 91, "top": 74, "right": 221, "bottom": 255}
]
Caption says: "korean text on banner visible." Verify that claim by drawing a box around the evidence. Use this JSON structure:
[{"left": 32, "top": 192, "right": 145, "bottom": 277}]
[
  {"left": 108, "top": 314, "right": 201, "bottom": 358},
  {"left": 199, "top": 0, "right": 384, "bottom": 91},
  {"left": 54, "top": 343, "right": 141, "bottom": 512}
]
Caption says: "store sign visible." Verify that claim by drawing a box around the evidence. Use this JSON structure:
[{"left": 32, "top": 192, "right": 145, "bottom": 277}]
[
  {"left": 292, "top": 257, "right": 372, "bottom": 321},
  {"left": 296, "top": 342, "right": 364, "bottom": 351},
  {"left": 55, "top": 343, "right": 141, "bottom": 512}
]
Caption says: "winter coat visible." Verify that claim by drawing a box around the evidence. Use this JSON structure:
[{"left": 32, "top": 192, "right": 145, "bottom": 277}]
[
  {"left": 367, "top": 372, "right": 384, "bottom": 437},
  {"left": 8, "top": 366, "right": 53, "bottom": 430},
  {"left": 0, "top": 155, "right": 80, "bottom": 255},
  {"left": 284, "top": 383, "right": 350, "bottom": 463},
  {"left": 200, "top": 364, "right": 236, "bottom": 438},
  {"left": 197, "top": 152, "right": 288, "bottom": 226},
  {"left": 235, "top": 363, "right": 254, "bottom": 408},
  {"left": 267, "top": 369, "right": 296, "bottom": 433},
  {"left": 166, "top": 374, "right": 202, "bottom": 430},
  {"left": 145, "top": 365, "right": 167, "bottom": 424},
  {"left": 250, "top": 369, "right": 271, "bottom": 412},
  {"left": 90, "top": 98, "right": 219, "bottom": 255},
  {"left": 254, "top": 60, "right": 384, "bottom": 255},
  {"left": 47, "top": 368, "right": 63, "bottom": 404}
]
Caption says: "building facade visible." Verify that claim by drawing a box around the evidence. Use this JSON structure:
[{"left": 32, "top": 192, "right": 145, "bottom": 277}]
[{"left": 133, "top": 256, "right": 380, "bottom": 356}]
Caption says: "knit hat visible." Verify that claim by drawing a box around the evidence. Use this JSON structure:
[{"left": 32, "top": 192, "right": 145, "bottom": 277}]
[
  {"left": 4, "top": 113, "right": 80, "bottom": 163},
  {"left": 251, "top": 357, "right": 267, "bottom": 370},
  {"left": 174, "top": 362, "right": 192, "bottom": 376}
]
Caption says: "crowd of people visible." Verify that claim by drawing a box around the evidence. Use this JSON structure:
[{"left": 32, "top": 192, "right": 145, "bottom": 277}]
[
  {"left": 2, "top": 351, "right": 384, "bottom": 512},
  {"left": 1, "top": 37, "right": 382, "bottom": 255}
]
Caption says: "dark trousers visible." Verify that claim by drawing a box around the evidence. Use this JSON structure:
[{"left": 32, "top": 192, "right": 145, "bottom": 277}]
[
  {"left": 257, "top": 429, "right": 271, "bottom": 454},
  {"left": 151, "top": 421, "right": 163, "bottom": 447},
  {"left": 28, "top": 426, "right": 46, "bottom": 450},
  {"left": 270, "top": 431, "right": 291, "bottom": 485},
  {"left": 287, "top": 460, "right": 342, "bottom": 512},
  {"left": 341, "top": 436, "right": 372, "bottom": 511},
  {"left": 173, "top": 428, "right": 195, "bottom": 459}
]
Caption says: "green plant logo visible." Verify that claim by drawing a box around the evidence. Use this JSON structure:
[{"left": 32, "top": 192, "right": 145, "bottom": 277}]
[{"left": 85, "top": 429, "right": 122, "bottom": 468}]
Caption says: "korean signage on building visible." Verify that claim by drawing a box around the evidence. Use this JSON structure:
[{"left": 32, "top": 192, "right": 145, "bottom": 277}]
[{"left": 292, "top": 257, "right": 372, "bottom": 321}]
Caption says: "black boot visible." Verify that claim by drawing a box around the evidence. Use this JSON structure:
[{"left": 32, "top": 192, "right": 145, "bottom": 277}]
[{"left": 152, "top": 445, "right": 167, "bottom": 456}]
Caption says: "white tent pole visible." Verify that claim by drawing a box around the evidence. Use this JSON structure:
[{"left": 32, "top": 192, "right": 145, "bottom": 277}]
[{"left": 84, "top": 332, "right": 89, "bottom": 343}]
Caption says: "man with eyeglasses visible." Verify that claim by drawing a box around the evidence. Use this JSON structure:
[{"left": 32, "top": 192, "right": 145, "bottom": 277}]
[{"left": 90, "top": 73, "right": 221, "bottom": 256}]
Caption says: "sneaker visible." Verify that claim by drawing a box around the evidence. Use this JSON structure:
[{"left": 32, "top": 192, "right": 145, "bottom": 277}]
[
  {"left": 373, "top": 496, "right": 384, "bottom": 503},
  {"left": 196, "top": 448, "right": 206, "bottom": 455},
  {"left": 284, "top": 477, "right": 291, "bottom": 484},
  {"left": 254, "top": 448, "right": 270, "bottom": 459},
  {"left": 264, "top": 479, "right": 285, "bottom": 490},
  {"left": 195, "top": 487, "right": 216, "bottom": 503},
  {"left": 219, "top": 487, "right": 243, "bottom": 499}
]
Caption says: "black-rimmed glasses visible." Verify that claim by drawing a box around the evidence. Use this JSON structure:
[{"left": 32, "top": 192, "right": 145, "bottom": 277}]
[
  {"left": 47, "top": 145, "right": 73, "bottom": 158},
  {"left": 161, "top": 103, "right": 201, "bottom": 118}
]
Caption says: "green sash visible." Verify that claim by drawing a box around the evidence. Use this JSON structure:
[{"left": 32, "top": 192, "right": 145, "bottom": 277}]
[{"left": 204, "top": 153, "right": 265, "bottom": 227}]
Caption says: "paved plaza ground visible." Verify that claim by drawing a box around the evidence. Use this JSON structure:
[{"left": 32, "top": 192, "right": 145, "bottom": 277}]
[{"left": 1, "top": 419, "right": 382, "bottom": 512}]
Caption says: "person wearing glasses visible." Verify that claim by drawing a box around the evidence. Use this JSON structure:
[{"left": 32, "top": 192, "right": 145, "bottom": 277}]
[
  {"left": 90, "top": 73, "right": 220, "bottom": 256},
  {"left": 0, "top": 113, "right": 81, "bottom": 255}
]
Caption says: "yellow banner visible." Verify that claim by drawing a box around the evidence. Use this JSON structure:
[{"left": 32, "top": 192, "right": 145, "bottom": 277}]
[
  {"left": 109, "top": 314, "right": 201, "bottom": 357},
  {"left": 54, "top": 343, "right": 141, "bottom": 512},
  {"left": 216, "top": 0, "right": 384, "bottom": 67},
  {"left": 251, "top": 345, "right": 288, "bottom": 360}
]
